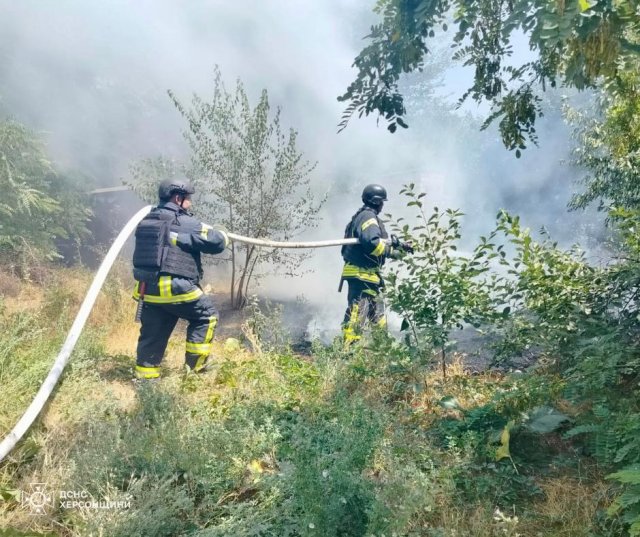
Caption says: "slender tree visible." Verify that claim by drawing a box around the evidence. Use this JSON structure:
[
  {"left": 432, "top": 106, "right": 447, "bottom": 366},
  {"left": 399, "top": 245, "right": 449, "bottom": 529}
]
[{"left": 132, "top": 69, "right": 325, "bottom": 308}]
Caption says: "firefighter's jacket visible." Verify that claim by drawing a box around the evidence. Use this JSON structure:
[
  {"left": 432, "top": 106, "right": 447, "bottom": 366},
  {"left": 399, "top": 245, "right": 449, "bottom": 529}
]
[
  {"left": 132, "top": 201, "right": 229, "bottom": 304},
  {"left": 341, "top": 206, "right": 391, "bottom": 286}
]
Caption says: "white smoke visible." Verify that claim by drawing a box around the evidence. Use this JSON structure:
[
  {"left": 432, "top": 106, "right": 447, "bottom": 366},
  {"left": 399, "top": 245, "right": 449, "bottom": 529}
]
[{"left": 0, "top": 0, "right": 601, "bottom": 339}]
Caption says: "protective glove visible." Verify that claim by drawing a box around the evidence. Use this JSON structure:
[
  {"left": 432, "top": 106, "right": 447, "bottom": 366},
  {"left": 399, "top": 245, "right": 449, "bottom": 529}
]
[
  {"left": 401, "top": 241, "right": 415, "bottom": 254},
  {"left": 212, "top": 224, "right": 230, "bottom": 247},
  {"left": 390, "top": 234, "right": 414, "bottom": 254}
]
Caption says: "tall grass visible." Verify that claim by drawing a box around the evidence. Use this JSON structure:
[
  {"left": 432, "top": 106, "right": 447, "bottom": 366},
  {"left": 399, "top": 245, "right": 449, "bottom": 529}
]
[{"left": 0, "top": 268, "right": 619, "bottom": 536}]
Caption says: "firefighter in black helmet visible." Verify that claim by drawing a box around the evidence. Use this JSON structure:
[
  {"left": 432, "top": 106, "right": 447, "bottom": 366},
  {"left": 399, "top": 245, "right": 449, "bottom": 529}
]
[
  {"left": 131, "top": 178, "right": 229, "bottom": 379},
  {"left": 339, "top": 184, "right": 414, "bottom": 346}
]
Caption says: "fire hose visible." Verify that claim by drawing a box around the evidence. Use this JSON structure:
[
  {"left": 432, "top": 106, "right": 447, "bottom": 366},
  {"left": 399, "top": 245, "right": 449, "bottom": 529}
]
[{"left": 0, "top": 205, "right": 358, "bottom": 463}]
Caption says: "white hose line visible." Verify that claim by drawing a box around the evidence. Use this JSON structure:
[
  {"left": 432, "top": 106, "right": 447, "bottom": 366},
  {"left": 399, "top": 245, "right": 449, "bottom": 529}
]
[
  {"left": 0, "top": 207, "right": 359, "bottom": 463},
  {"left": 228, "top": 233, "right": 357, "bottom": 248},
  {"left": 0, "top": 205, "right": 154, "bottom": 464}
]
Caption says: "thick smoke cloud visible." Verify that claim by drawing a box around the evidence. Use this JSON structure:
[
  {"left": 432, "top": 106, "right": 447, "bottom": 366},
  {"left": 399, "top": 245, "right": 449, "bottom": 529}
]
[{"left": 0, "top": 1, "right": 599, "bottom": 338}]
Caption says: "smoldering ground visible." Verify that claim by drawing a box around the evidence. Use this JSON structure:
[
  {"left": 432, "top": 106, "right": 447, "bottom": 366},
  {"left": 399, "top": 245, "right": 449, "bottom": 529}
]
[{"left": 0, "top": 1, "right": 601, "bottom": 341}]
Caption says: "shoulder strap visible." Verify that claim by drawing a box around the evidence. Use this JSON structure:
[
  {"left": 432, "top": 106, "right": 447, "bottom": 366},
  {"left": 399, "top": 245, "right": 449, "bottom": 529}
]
[
  {"left": 344, "top": 207, "right": 370, "bottom": 238},
  {"left": 342, "top": 207, "right": 370, "bottom": 258}
]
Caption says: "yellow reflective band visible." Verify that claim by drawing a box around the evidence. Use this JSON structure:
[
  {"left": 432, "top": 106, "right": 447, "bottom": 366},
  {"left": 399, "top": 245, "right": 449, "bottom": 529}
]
[
  {"left": 341, "top": 264, "right": 381, "bottom": 284},
  {"left": 135, "top": 365, "right": 160, "bottom": 379},
  {"left": 158, "top": 276, "right": 172, "bottom": 298},
  {"left": 342, "top": 263, "right": 379, "bottom": 275},
  {"left": 201, "top": 223, "right": 213, "bottom": 238},
  {"left": 363, "top": 289, "right": 378, "bottom": 297},
  {"left": 194, "top": 355, "right": 209, "bottom": 371},
  {"left": 133, "top": 287, "right": 204, "bottom": 304},
  {"left": 136, "top": 365, "right": 160, "bottom": 372},
  {"left": 341, "top": 272, "right": 379, "bottom": 283},
  {"left": 361, "top": 218, "right": 377, "bottom": 231},
  {"left": 204, "top": 316, "right": 217, "bottom": 343},
  {"left": 371, "top": 240, "right": 386, "bottom": 256},
  {"left": 185, "top": 341, "right": 213, "bottom": 354},
  {"left": 348, "top": 303, "right": 360, "bottom": 328},
  {"left": 342, "top": 327, "right": 361, "bottom": 345},
  {"left": 169, "top": 231, "right": 178, "bottom": 246}
]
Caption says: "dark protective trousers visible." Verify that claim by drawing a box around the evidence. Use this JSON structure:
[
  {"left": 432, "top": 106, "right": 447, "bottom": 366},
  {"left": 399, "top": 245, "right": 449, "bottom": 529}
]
[
  {"left": 136, "top": 294, "right": 218, "bottom": 377},
  {"left": 341, "top": 278, "right": 386, "bottom": 345}
]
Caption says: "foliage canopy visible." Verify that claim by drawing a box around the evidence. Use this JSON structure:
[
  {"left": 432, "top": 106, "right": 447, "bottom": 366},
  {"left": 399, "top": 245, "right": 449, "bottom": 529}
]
[
  {"left": 569, "top": 71, "right": 640, "bottom": 210},
  {"left": 339, "top": 0, "right": 640, "bottom": 154}
]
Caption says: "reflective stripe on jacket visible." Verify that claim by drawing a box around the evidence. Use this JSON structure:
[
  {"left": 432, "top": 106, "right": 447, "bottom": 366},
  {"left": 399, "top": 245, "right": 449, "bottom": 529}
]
[
  {"left": 132, "top": 201, "right": 229, "bottom": 301},
  {"left": 340, "top": 263, "right": 382, "bottom": 285},
  {"left": 133, "top": 276, "right": 204, "bottom": 304},
  {"left": 341, "top": 206, "right": 390, "bottom": 284}
]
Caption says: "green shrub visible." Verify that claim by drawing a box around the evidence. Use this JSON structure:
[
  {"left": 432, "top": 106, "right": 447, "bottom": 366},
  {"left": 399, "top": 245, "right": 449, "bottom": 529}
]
[{"left": 0, "top": 119, "right": 91, "bottom": 270}]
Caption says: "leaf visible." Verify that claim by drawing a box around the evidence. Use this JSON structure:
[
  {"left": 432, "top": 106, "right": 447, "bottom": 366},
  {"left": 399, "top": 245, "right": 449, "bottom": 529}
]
[
  {"left": 0, "top": 487, "right": 20, "bottom": 501},
  {"left": 438, "top": 395, "right": 461, "bottom": 410},
  {"left": 618, "top": 491, "right": 640, "bottom": 509},
  {"left": 400, "top": 318, "right": 410, "bottom": 331},
  {"left": 248, "top": 459, "right": 265, "bottom": 474},
  {"left": 630, "top": 520, "right": 640, "bottom": 537},
  {"left": 523, "top": 406, "right": 570, "bottom": 434},
  {"left": 608, "top": 466, "right": 640, "bottom": 485},
  {"left": 223, "top": 338, "right": 241, "bottom": 352},
  {"left": 564, "top": 424, "right": 600, "bottom": 438},
  {"left": 496, "top": 422, "right": 514, "bottom": 461}
]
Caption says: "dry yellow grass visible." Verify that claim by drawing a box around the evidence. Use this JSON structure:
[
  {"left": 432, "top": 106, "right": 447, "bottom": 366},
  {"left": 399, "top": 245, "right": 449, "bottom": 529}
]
[
  {"left": 418, "top": 474, "right": 614, "bottom": 537},
  {"left": 2, "top": 281, "right": 46, "bottom": 315},
  {"left": 517, "top": 475, "right": 617, "bottom": 536},
  {"left": 404, "top": 354, "right": 502, "bottom": 425}
]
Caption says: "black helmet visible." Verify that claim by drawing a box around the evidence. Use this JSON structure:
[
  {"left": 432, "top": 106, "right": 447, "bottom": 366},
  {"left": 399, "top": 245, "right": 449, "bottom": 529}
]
[
  {"left": 158, "top": 178, "right": 195, "bottom": 202},
  {"left": 362, "top": 184, "right": 388, "bottom": 207}
]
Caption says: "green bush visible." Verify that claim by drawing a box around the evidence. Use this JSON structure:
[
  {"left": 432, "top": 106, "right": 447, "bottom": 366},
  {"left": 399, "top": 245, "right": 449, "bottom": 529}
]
[{"left": 0, "top": 119, "right": 91, "bottom": 271}]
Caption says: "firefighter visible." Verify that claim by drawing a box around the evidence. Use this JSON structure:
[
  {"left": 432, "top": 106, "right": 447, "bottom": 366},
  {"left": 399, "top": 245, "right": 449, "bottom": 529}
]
[
  {"left": 131, "top": 178, "right": 229, "bottom": 380},
  {"left": 339, "top": 184, "right": 413, "bottom": 346}
]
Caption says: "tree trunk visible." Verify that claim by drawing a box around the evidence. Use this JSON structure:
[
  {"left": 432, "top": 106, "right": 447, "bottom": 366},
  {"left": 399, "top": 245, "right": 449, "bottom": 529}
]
[
  {"left": 230, "top": 243, "right": 236, "bottom": 305},
  {"left": 441, "top": 347, "right": 446, "bottom": 379},
  {"left": 234, "top": 245, "right": 255, "bottom": 309},
  {"left": 243, "top": 251, "right": 261, "bottom": 302},
  {"left": 229, "top": 203, "right": 236, "bottom": 305}
]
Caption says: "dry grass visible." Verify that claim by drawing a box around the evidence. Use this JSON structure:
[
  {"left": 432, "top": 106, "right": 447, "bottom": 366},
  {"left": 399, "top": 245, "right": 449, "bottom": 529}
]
[
  {"left": 417, "top": 474, "right": 614, "bottom": 537},
  {"left": 404, "top": 354, "right": 503, "bottom": 425},
  {"left": 103, "top": 317, "right": 140, "bottom": 356},
  {"left": 518, "top": 475, "right": 617, "bottom": 536},
  {"left": 1, "top": 281, "right": 45, "bottom": 314},
  {"left": 427, "top": 504, "right": 503, "bottom": 537}
]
